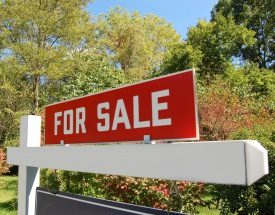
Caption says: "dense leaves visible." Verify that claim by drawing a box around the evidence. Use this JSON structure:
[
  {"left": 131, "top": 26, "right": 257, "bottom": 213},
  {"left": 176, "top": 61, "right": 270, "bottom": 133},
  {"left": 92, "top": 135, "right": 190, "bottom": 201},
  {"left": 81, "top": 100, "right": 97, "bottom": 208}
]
[
  {"left": 40, "top": 170, "right": 204, "bottom": 214},
  {"left": 161, "top": 42, "right": 202, "bottom": 75},
  {"left": 212, "top": 0, "right": 275, "bottom": 69},
  {"left": 0, "top": 0, "right": 93, "bottom": 112},
  {"left": 95, "top": 7, "right": 180, "bottom": 80},
  {"left": 40, "top": 53, "right": 127, "bottom": 105},
  {"left": 162, "top": 14, "right": 255, "bottom": 77},
  {"left": 0, "top": 60, "right": 30, "bottom": 147},
  {"left": 0, "top": 148, "right": 9, "bottom": 175}
]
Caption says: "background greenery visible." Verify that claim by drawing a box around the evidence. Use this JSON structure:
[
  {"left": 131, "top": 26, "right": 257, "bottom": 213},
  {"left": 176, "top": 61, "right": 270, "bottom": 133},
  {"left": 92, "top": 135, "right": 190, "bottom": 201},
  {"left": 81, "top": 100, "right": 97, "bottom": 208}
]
[
  {"left": 0, "top": 0, "right": 274, "bottom": 214},
  {"left": 0, "top": 176, "right": 17, "bottom": 215}
]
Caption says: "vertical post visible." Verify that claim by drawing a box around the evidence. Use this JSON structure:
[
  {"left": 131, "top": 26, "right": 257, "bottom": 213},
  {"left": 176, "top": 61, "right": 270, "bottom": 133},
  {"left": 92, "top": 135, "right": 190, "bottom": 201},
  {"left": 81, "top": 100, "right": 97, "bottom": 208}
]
[
  {"left": 144, "top": 135, "right": 156, "bottom": 144},
  {"left": 18, "top": 115, "right": 41, "bottom": 215}
]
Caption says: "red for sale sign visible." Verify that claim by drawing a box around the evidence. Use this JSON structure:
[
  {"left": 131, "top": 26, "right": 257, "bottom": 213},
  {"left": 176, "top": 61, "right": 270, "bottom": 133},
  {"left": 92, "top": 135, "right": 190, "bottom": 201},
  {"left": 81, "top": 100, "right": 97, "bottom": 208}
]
[{"left": 45, "top": 69, "right": 199, "bottom": 144}]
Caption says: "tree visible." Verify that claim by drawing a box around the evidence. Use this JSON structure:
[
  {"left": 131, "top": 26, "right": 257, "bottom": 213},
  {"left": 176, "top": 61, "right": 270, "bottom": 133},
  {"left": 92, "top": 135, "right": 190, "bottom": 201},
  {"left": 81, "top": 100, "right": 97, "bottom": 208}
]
[
  {"left": 225, "top": 64, "right": 275, "bottom": 111},
  {"left": 187, "top": 14, "right": 255, "bottom": 76},
  {"left": 42, "top": 52, "right": 127, "bottom": 104},
  {"left": 0, "top": 59, "right": 31, "bottom": 147},
  {"left": 212, "top": 0, "right": 275, "bottom": 69},
  {"left": 161, "top": 14, "right": 255, "bottom": 77},
  {"left": 0, "top": 0, "right": 93, "bottom": 113},
  {"left": 161, "top": 42, "right": 202, "bottom": 75},
  {"left": 95, "top": 7, "right": 180, "bottom": 81}
]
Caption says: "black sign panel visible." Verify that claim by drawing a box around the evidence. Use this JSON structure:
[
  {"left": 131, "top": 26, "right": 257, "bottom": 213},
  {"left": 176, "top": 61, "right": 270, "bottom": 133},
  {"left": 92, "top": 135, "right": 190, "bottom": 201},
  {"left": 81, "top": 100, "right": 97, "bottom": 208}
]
[{"left": 36, "top": 187, "right": 185, "bottom": 215}]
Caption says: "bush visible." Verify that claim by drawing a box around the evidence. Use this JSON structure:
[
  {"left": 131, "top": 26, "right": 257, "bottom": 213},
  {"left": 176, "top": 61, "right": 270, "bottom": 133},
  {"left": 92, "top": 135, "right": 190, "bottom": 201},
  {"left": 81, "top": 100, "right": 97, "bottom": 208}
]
[
  {"left": 40, "top": 169, "right": 204, "bottom": 214},
  {"left": 0, "top": 148, "right": 9, "bottom": 175},
  {"left": 197, "top": 73, "right": 275, "bottom": 214},
  {"left": 198, "top": 78, "right": 255, "bottom": 140},
  {"left": 212, "top": 125, "right": 275, "bottom": 214},
  {"left": 225, "top": 65, "right": 275, "bottom": 112}
]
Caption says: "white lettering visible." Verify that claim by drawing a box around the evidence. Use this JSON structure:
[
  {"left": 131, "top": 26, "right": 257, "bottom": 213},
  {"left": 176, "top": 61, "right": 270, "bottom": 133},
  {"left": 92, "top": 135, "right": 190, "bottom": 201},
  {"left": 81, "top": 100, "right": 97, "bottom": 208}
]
[
  {"left": 97, "top": 102, "right": 110, "bottom": 132},
  {"left": 152, "top": 89, "right": 171, "bottom": 126},
  {"left": 76, "top": 107, "right": 86, "bottom": 134},
  {"left": 64, "top": 109, "right": 74, "bottom": 134},
  {"left": 54, "top": 112, "right": 62, "bottom": 135},
  {"left": 112, "top": 99, "right": 131, "bottom": 130},
  {"left": 133, "top": 95, "right": 150, "bottom": 128}
]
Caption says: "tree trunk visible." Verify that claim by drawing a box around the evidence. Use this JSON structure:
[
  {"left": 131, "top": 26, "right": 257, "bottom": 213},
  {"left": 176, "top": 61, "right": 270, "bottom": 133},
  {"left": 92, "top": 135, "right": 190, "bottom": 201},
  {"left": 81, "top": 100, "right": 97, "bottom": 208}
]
[{"left": 32, "top": 75, "right": 40, "bottom": 114}]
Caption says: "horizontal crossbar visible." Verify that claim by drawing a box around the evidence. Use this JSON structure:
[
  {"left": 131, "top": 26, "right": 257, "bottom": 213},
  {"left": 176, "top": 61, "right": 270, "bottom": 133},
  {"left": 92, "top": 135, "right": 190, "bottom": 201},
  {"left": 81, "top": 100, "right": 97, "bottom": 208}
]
[{"left": 7, "top": 140, "right": 268, "bottom": 185}]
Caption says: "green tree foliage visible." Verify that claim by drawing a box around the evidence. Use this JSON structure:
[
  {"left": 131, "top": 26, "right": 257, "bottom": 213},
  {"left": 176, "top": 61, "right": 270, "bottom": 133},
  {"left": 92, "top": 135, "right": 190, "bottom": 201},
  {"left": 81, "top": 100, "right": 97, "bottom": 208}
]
[
  {"left": 162, "top": 14, "right": 255, "bottom": 77},
  {"left": 160, "top": 42, "right": 202, "bottom": 75},
  {"left": 0, "top": 0, "right": 92, "bottom": 113},
  {"left": 0, "top": 60, "right": 31, "bottom": 147},
  {"left": 189, "top": 14, "right": 254, "bottom": 76},
  {"left": 41, "top": 53, "right": 127, "bottom": 104},
  {"left": 225, "top": 65, "right": 275, "bottom": 111},
  {"left": 212, "top": 0, "right": 275, "bottom": 69},
  {"left": 95, "top": 7, "right": 180, "bottom": 81}
]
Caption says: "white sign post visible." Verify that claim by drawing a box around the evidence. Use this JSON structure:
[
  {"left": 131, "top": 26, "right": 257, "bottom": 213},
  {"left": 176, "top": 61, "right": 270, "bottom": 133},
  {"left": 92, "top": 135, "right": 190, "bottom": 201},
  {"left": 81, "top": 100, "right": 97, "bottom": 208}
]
[
  {"left": 17, "top": 115, "right": 41, "bottom": 215},
  {"left": 8, "top": 115, "right": 269, "bottom": 215}
]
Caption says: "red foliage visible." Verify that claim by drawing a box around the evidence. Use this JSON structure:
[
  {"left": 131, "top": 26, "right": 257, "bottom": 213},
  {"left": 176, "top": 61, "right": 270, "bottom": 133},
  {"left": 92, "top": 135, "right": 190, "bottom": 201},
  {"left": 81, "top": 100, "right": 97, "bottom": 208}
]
[
  {"left": 198, "top": 81, "right": 269, "bottom": 140},
  {"left": 101, "top": 175, "right": 169, "bottom": 207},
  {"left": 98, "top": 175, "right": 204, "bottom": 211},
  {"left": 0, "top": 148, "right": 10, "bottom": 175}
]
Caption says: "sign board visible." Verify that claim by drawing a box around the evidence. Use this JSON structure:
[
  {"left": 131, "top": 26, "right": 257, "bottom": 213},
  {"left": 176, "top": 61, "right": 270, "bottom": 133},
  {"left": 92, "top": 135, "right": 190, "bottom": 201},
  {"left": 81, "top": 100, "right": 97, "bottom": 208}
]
[
  {"left": 45, "top": 69, "right": 198, "bottom": 144},
  {"left": 36, "top": 187, "right": 185, "bottom": 215}
]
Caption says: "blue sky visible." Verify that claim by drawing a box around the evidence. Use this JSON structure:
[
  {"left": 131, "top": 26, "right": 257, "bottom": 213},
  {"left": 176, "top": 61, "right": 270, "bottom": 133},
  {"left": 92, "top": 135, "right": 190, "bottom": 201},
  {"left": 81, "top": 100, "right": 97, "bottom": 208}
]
[{"left": 88, "top": 0, "right": 218, "bottom": 39}]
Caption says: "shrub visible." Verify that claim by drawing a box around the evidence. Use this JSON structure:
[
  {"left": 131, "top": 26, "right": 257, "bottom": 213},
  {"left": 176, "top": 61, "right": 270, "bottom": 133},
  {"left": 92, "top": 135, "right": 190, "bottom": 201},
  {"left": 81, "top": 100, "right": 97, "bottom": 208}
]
[
  {"left": 198, "top": 74, "right": 274, "bottom": 214},
  {"left": 212, "top": 125, "right": 275, "bottom": 214},
  {"left": 198, "top": 78, "right": 255, "bottom": 140},
  {"left": 0, "top": 148, "right": 10, "bottom": 175},
  {"left": 40, "top": 169, "right": 204, "bottom": 214}
]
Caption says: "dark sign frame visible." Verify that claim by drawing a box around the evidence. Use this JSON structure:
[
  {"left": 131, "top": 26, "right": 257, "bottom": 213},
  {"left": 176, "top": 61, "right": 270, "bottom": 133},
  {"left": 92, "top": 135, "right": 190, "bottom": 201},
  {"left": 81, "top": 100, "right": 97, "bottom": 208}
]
[{"left": 36, "top": 187, "right": 185, "bottom": 215}]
